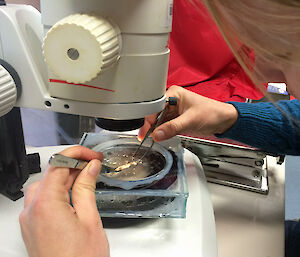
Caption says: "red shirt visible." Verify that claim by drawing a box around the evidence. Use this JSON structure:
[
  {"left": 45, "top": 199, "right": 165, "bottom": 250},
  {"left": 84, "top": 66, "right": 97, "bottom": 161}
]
[{"left": 167, "top": 0, "right": 263, "bottom": 102}]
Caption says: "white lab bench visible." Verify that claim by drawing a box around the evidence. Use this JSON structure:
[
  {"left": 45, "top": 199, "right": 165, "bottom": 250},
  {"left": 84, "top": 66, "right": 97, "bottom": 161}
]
[
  {"left": 209, "top": 156, "right": 285, "bottom": 257},
  {"left": 0, "top": 146, "right": 284, "bottom": 257}
]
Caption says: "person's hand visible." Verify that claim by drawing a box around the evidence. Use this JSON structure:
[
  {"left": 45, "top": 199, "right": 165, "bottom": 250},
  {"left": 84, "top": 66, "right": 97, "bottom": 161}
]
[
  {"left": 19, "top": 146, "right": 110, "bottom": 257},
  {"left": 139, "top": 85, "right": 238, "bottom": 142}
]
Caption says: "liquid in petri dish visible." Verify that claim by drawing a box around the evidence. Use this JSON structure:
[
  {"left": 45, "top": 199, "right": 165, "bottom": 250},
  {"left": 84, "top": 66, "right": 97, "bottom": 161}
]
[{"left": 101, "top": 145, "right": 166, "bottom": 181}]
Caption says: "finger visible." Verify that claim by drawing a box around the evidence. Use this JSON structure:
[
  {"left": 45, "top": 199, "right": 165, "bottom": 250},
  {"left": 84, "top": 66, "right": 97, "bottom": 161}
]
[
  {"left": 24, "top": 181, "right": 40, "bottom": 208},
  {"left": 60, "top": 146, "right": 103, "bottom": 190},
  {"left": 166, "top": 85, "right": 183, "bottom": 100},
  {"left": 152, "top": 112, "right": 191, "bottom": 142},
  {"left": 39, "top": 146, "right": 102, "bottom": 199},
  {"left": 44, "top": 146, "right": 102, "bottom": 186},
  {"left": 139, "top": 86, "right": 184, "bottom": 141},
  {"left": 60, "top": 146, "right": 103, "bottom": 161},
  {"left": 138, "top": 114, "right": 157, "bottom": 140},
  {"left": 65, "top": 169, "right": 81, "bottom": 190},
  {"left": 71, "top": 159, "right": 101, "bottom": 221}
]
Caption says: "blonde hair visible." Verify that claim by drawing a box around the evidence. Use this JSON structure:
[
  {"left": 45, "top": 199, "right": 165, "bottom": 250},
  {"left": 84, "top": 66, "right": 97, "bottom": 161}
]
[
  {"left": 189, "top": 0, "right": 300, "bottom": 137},
  {"left": 192, "top": 0, "right": 300, "bottom": 95}
]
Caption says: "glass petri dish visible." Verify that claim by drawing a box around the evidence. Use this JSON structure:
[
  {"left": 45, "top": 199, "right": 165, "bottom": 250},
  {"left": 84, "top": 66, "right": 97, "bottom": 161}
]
[{"left": 92, "top": 138, "right": 173, "bottom": 190}]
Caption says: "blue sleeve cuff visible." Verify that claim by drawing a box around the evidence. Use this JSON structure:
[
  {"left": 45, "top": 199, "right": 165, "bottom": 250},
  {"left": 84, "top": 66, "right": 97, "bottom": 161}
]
[{"left": 215, "top": 100, "right": 300, "bottom": 155}]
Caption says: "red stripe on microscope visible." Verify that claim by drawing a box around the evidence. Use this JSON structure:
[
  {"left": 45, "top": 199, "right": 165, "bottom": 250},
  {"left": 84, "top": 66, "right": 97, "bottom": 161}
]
[{"left": 49, "top": 79, "right": 115, "bottom": 93}]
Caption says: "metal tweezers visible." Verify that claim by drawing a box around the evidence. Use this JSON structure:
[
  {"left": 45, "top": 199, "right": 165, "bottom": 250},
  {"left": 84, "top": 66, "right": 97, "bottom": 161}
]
[
  {"left": 132, "top": 97, "right": 177, "bottom": 160},
  {"left": 49, "top": 154, "right": 115, "bottom": 173},
  {"left": 132, "top": 109, "right": 166, "bottom": 159},
  {"left": 113, "top": 108, "right": 169, "bottom": 172}
]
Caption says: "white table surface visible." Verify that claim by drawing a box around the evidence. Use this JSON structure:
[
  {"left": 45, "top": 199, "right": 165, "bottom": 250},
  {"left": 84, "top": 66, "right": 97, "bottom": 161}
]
[
  {"left": 208, "top": 156, "right": 285, "bottom": 257},
  {"left": 0, "top": 146, "right": 218, "bottom": 257}
]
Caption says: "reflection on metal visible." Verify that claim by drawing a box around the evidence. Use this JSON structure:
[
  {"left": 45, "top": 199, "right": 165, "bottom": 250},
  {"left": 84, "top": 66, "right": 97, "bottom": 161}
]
[{"left": 180, "top": 136, "right": 270, "bottom": 195}]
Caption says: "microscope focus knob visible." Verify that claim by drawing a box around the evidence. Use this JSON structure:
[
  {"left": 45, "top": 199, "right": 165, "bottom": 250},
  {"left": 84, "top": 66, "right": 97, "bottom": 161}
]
[
  {"left": 43, "top": 14, "right": 121, "bottom": 84},
  {"left": 0, "top": 65, "right": 17, "bottom": 117}
]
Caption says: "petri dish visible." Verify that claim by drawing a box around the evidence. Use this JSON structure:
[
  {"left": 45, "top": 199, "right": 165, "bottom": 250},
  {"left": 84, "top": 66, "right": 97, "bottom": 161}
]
[{"left": 92, "top": 138, "right": 173, "bottom": 190}]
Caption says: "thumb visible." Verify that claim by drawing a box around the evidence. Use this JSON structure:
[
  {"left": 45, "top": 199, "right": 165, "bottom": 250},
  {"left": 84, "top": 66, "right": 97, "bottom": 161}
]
[
  {"left": 152, "top": 114, "right": 190, "bottom": 142},
  {"left": 71, "top": 159, "right": 101, "bottom": 221}
]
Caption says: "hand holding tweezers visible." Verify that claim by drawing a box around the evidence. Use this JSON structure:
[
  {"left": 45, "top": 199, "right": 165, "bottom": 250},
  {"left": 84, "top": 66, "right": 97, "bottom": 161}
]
[{"left": 133, "top": 97, "right": 178, "bottom": 158}]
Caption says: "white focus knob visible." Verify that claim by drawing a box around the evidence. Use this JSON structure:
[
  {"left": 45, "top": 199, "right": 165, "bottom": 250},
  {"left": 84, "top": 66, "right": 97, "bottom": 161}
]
[
  {"left": 43, "top": 14, "right": 121, "bottom": 84},
  {"left": 0, "top": 65, "right": 17, "bottom": 117}
]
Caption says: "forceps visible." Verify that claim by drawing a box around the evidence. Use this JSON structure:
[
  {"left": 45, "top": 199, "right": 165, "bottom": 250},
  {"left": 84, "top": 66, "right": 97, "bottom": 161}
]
[
  {"left": 112, "top": 109, "right": 169, "bottom": 172},
  {"left": 49, "top": 154, "right": 115, "bottom": 173},
  {"left": 132, "top": 97, "right": 178, "bottom": 160}
]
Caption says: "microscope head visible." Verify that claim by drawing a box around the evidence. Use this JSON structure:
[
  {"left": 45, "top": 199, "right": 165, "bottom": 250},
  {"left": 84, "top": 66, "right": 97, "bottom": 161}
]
[{"left": 41, "top": 0, "right": 173, "bottom": 131}]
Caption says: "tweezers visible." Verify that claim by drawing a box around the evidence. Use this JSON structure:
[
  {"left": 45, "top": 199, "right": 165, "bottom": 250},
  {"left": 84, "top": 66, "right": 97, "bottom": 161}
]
[
  {"left": 132, "top": 97, "right": 178, "bottom": 159},
  {"left": 49, "top": 154, "right": 115, "bottom": 173}
]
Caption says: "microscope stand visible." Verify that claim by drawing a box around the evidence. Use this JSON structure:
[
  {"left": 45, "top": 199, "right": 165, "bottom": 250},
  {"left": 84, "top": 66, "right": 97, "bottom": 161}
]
[{"left": 0, "top": 107, "right": 40, "bottom": 200}]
